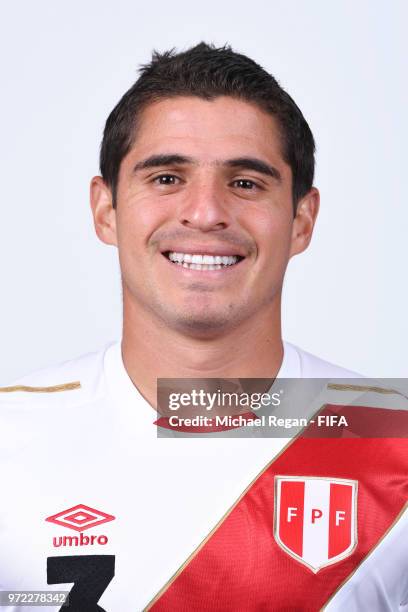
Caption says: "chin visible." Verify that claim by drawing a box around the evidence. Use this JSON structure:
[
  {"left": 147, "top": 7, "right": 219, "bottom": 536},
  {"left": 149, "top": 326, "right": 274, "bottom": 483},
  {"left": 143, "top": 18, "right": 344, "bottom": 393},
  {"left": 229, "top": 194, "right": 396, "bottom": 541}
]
[
  {"left": 172, "top": 311, "right": 253, "bottom": 339},
  {"left": 166, "top": 309, "right": 239, "bottom": 338}
]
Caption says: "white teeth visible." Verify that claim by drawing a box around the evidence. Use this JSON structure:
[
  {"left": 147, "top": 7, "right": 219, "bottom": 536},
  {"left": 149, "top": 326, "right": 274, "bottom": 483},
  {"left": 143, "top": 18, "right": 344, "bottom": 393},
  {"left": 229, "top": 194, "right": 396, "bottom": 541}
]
[
  {"left": 167, "top": 252, "right": 239, "bottom": 268},
  {"left": 169, "top": 252, "right": 183, "bottom": 262},
  {"left": 178, "top": 262, "right": 228, "bottom": 270}
]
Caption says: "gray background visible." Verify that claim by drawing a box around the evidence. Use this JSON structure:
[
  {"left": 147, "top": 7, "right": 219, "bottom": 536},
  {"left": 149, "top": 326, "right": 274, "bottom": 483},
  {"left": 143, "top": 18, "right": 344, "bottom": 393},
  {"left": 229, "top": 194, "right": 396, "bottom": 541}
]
[{"left": 1, "top": 0, "right": 407, "bottom": 382}]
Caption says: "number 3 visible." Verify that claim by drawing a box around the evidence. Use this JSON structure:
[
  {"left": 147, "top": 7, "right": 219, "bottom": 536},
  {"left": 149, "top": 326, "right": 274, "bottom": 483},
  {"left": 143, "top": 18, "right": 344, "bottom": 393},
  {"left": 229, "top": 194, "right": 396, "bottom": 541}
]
[{"left": 47, "top": 555, "right": 115, "bottom": 611}]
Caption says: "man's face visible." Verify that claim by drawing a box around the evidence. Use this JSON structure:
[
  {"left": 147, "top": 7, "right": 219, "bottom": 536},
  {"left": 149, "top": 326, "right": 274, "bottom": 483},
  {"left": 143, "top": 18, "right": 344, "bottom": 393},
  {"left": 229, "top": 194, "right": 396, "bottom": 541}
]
[{"left": 92, "top": 96, "right": 318, "bottom": 336}]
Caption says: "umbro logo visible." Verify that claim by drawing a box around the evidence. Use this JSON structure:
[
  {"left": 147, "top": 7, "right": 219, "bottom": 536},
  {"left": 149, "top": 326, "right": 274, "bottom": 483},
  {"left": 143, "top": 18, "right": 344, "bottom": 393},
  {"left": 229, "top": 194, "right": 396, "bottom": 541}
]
[
  {"left": 45, "top": 504, "right": 115, "bottom": 548},
  {"left": 46, "top": 504, "right": 115, "bottom": 532}
]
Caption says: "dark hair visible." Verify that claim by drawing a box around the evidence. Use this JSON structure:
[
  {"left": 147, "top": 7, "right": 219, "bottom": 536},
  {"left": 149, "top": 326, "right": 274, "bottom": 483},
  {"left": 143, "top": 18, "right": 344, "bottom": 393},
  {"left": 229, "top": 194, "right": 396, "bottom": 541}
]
[{"left": 100, "top": 42, "right": 315, "bottom": 210}]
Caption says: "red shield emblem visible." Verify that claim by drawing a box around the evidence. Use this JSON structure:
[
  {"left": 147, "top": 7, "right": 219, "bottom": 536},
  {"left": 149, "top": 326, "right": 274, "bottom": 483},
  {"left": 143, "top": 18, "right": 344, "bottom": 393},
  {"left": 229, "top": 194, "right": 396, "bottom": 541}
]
[{"left": 274, "top": 476, "right": 358, "bottom": 572}]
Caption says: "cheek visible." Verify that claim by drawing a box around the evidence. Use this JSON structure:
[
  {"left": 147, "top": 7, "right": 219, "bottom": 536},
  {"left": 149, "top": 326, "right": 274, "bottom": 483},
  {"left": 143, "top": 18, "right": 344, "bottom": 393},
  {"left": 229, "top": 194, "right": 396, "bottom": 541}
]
[
  {"left": 116, "top": 194, "right": 170, "bottom": 249},
  {"left": 243, "top": 206, "right": 293, "bottom": 260}
]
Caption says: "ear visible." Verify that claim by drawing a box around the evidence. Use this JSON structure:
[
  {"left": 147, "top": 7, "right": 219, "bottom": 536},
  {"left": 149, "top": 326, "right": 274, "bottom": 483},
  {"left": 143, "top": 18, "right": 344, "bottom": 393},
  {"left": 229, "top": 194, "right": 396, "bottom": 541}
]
[
  {"left": 90, "top": 176, "right": 118, "bottom": 247},
  {"left": 289, "top": 187, "right": 320, "bottom": 258}
]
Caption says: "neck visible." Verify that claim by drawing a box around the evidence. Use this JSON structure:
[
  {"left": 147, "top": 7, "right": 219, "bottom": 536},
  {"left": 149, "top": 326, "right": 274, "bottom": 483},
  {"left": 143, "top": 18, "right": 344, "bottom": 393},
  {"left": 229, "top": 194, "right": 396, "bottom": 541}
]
[{"left": 121, "top": 297, "right": 284, "bottom": 410}]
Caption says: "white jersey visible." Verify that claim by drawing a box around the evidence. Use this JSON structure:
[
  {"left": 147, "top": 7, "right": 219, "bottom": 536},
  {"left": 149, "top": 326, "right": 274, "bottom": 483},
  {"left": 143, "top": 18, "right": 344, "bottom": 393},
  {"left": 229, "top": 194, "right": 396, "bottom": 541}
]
[{"left": 0, "top": 341, "right": 407, "bottom": 611}]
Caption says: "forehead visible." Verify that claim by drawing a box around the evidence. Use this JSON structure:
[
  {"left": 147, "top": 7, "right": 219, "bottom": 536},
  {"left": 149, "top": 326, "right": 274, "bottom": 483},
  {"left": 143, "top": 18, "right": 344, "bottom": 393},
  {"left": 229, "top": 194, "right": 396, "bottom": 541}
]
[{"left": 126, "top": 96, "right": 287, "bottom": 167}]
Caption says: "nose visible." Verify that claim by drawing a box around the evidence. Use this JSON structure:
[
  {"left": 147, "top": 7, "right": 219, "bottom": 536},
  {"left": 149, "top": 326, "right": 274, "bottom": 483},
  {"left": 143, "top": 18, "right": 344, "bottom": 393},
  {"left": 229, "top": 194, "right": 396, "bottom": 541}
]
[{"left": 178, "top": 177, "right": 230, "bottom": 232}]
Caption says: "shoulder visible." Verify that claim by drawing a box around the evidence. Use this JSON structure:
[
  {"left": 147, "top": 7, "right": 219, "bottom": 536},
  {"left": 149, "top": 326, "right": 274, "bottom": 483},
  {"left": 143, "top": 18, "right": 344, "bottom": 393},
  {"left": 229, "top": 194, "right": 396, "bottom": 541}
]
[
  {"left": 0, "top": 342, "right": 116, "bottom": 409},
  {"left": 283, "top": 342, "right": 363, "bottom": 378},
  {"left": 0, "top": 342, "right": 119, "bottom": 453}
]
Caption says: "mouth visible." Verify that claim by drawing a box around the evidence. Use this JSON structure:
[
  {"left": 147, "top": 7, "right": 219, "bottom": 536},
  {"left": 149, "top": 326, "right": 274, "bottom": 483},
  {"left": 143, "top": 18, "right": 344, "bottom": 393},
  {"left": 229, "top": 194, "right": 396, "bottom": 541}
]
[{"left": 162, "top": 251, "right": 245, "bottom": 271}]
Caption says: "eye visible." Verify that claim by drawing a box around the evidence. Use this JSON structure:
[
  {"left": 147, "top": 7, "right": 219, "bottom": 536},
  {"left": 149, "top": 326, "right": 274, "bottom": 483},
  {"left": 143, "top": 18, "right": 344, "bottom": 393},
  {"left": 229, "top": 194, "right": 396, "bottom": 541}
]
[
  {"left": 231, "top": 179, "right": 259, "bottom": 190},
  {"left": 153, "top": 174, "right": 180, "bottom": 186}
]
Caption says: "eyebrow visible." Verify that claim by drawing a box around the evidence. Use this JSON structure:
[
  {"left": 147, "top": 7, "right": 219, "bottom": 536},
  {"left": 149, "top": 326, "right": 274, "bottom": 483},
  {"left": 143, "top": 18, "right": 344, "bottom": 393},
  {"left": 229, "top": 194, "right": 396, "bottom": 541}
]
[
  {"left": 133, "top": 153, "right": 281, "bottom": 182},
  {"left": 133, "top": 154, "right": 194, "bottom": 172},
  {"left": 224, "top": 157, "right": 281, "bottom": 182}
]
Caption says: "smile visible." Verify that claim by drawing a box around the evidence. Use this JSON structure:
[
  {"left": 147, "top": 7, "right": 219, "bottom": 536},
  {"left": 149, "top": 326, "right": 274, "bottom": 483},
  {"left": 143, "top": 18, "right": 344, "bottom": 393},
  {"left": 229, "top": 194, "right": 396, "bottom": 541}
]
[{"left": 164, "top": 251, "right": 244, "bottom": 271}]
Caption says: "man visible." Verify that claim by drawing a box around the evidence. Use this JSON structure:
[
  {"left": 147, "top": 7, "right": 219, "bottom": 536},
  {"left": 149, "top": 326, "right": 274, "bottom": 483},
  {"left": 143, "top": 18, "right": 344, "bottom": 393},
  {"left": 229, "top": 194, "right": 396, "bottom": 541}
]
[{"left": 0, "top": 43, "right": 407, "bottom": 611}]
